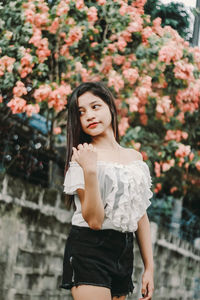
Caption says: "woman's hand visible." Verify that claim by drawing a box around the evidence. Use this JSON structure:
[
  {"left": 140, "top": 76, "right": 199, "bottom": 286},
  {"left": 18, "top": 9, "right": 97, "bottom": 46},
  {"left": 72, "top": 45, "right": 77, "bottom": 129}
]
[
  {"left": 72, "top": 143, "right": 97, "bottom": 171},
  {"left": 139, "top": 269, "right": 154, "bottom": 300}
]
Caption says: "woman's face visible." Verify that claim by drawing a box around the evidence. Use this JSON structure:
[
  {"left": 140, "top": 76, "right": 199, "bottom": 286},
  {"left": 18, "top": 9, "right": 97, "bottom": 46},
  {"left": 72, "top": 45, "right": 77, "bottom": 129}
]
[{"left": 78, "top": 92, "right": 112, "bottom": 137}]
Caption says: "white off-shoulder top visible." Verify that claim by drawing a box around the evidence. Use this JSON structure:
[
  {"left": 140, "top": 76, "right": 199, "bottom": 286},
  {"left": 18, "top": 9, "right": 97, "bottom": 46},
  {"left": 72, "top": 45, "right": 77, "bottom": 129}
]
[{"left": 63, "top": 160, "right": 153, "bottom": 232}]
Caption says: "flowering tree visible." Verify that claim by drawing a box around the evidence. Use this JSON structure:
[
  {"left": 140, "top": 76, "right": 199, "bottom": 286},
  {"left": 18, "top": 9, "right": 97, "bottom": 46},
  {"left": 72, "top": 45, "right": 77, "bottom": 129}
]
[{"left": 0, "top": 0, "right": 200, "bottom": 202}]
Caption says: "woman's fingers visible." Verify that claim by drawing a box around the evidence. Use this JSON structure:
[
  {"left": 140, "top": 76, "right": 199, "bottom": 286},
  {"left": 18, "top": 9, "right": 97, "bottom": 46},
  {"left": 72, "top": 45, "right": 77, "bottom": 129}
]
[
  {"left": 83, "top": 142, "right": 89, "bottom": 148},
  {"left": 141, "top": 278, "right": 147, "bottom": 297},
  {"left": 77, "top": 143, "right": 96, "bottom": 152},
  {"left": 147, "top": 282, "right": 154, "bottom": 299},
  {"left": 141, "top": 282, "right": 154, "bottom": 300},
  {"left": 77, "top": 144, "right": 84, "bottom": 150}
]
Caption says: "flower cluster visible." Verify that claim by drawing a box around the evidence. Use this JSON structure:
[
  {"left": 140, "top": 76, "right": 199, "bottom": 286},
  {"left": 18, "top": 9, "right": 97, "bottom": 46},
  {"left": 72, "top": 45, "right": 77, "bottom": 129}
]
[
  {"left": 23, "top": 0, "right": 51, "bottom": 63},
  {"left": 34, "top": 83, "right": 71, "bottom": 112},
  {"left": 1, "top": 0, "right": 199, "bottom": 199},
  {"left": 0, "top": 56, "right": 16, "bottom": 76}
]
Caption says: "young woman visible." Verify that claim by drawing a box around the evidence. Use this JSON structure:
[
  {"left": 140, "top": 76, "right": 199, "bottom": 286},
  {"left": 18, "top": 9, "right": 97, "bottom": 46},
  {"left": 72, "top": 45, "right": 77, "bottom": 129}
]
[{"left": 60, "top": 82, "right": 154, "bottom": 300}]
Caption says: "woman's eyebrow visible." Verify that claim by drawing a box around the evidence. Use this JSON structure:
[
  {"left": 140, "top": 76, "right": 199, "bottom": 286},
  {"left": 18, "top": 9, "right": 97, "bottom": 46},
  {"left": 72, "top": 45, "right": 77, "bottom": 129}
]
[{"left": 78, "top": 100, "right": 100, "bottom": 109}]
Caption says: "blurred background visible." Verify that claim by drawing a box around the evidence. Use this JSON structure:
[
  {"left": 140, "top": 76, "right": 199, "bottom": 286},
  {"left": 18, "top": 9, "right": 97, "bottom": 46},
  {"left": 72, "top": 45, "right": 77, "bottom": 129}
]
[{"left": 0, "top": 0, "right": 200, "bottom": 299}]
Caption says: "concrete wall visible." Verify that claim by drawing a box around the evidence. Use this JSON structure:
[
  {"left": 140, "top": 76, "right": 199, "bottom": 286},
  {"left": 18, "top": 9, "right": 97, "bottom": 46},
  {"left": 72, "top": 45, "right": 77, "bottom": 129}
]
[{"left": 0, "top": 174, "right": 200, "bottom": 300}]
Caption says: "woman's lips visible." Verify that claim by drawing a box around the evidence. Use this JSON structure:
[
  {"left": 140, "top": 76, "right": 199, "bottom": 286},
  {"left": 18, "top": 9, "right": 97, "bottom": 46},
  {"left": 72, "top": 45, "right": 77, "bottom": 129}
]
[{"left": 88, "top": 122, "right": 99, "bottom": 128}]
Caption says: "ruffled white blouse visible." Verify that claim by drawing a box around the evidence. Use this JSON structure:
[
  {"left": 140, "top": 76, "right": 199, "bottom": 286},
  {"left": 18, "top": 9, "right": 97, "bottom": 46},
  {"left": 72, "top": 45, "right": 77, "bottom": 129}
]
[{"left": 63, "top": 160, "right": 153, "bottom": 232}]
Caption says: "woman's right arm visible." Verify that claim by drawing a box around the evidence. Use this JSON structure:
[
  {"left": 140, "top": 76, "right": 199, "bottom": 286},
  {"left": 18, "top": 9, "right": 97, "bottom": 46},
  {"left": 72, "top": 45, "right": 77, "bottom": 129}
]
[{"left": 73, "top": 144, "right": 104, "bottom": 230}]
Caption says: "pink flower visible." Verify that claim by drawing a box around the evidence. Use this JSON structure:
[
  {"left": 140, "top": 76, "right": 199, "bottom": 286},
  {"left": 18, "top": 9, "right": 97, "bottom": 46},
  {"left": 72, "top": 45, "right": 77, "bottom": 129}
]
[
  {"left": 119, "top": 3, "right": 128, "bottom": 16},
  {"left": 48, "top": 83, "right": 71, "bottom": 112},
  {"left": 116, "top": 37, "right": 127, "bottom": 52},
  {"left": 48, "top": 18, "right": 59, "bottom": 34},
  {"left": 141, "top": 151, "right": 148, "bottom": 160},
  {"left": 7, "top": 97, "right": 27, "bottom": 114},
  {"left": 38, "top": 2, "right": 49, "bottom": 13},
  {"left": 60, "top": 44, "right": 69, "bottom": 57},
  {"left": 127, "top": 20, "right": 143, "bottom": 33},
  {"left": 53, "top": 127, "right": 62, "bottom": 135},
  {"left": 181, "top": 132, "right": 188, "bottom": 140},
  {"left": 108, "top": 71, "right": 124, "bottom": 93},
  {"left": 107, "top": 43, "right": 117, "bottom": 52},
  {"left": 135, "top": 86, "right": 150, "bottom": 103},
  {"left": 13, "top": 81, "right": 27, "bottom": 97},
  {"left": 76, "top": 0, "right": 84, "bottom": 9},
  {"left": 152, "top": 17, "right": 163, "bottom": 36},
  {"left": 126, "top": 96, "right": 139, "bottom": 112},
  {"left": 176, "top": 112, "right": 185, "bottom": 123},
  {"left": 36, "top": 45, "right": 51, "bottom": 63},
  {"left": 195, "top": 161, "right": 200, "bottom": 171},
  {"left": 34, "top": 84, "right": 52, "bottom": 102},
  {"left": 156, "top": 96, "right": 171, "bottom": 114},
  {"left": 169, "top": 159, "right": 175, "bottom": 167},
  {"left": 189, "top": 152, "right": 194, "bottom": 161},
  {"left": 87, "top": 6, "right": 98, "bottom": 24},
  {"left": 118, "top": 117, "right": 129, "bottom": 136},
  {"left": 159, "top": 42, "right": 183, "bottom": 64},
  {"left": 1, "top": 56, "right": 16, "bottom": 73},
  {"left": 91, "top": 42, "right": 98, "bottom": 48},
  {"left": 154, "top": 183, "right": 162, "bottom": 193},
  {"left": 25, "top": 104, "right": 40, "bottom": 116},
  {"left": 66, "top": 27, "right": 83, "bottom": 46},
  {"left": 113, "top": 55, "right": 125, "bottom": 65},
  {"left": 34, "top": 13, "right": 49, "bottom": 27},
  {"left": 123, "top": 68, "right": 139, "bottom": 85},
  {"left": 96, "top": 0, "right": 106, "bottom": 5},
  {"left": 174, "top": 60, "right": 194, "bottom": 82},
  {"left": 100, "top": 56, "right": 113, "bottom": 74},
  {"left": 162, "top": 162, "right": 171, "bottom": 172},
  {"left": 164, "top": 130, "right": 188, "bottom": 142},
  {"left": 80, "top": 68, "right": 91, "bottom": 82},
  {"left": 56, "top": 0, "right": 70, "bottom": 16},
  {"left": 29, "top": 28, "right": 42, "bottom": 47},
  {"left": 142, "top": 26, "right": 154, "bottom": 44},
  {"left": 154, "top": 161, "right": 161, "bottom": 177},
  {"left": 21, "top": 52, "right": 32, "bottom": 65},
  {"left": 140, "top": 113, "right": 148, "bottom": 125},
  {"left": 0, "top": 95, "right": 3, "bottom": 103},
  {"left": 87, "top": 60, "right": 96, "bottom": 67},
  {"left": 24, "top": 9, "right": 35, "bottom": 24},
  {"left": 18, "top": 49, "right": 34, "bottom": 78},
  {"left": 176, "top": 80, "right": 200, "bottom": 113},
  {"left": 175, "top": 144, "right": 191, "bottom": 158},
  {"left": 170, "top": 186, "right": 178, "bottom": 194},
  {"left": 190, "top": 46, "right": 200, "bottom": 70}
]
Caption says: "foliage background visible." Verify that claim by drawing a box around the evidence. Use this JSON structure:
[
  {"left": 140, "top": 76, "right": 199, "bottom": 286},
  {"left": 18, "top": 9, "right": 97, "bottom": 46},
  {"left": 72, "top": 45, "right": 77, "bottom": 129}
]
[{"left": 0, "top": 0, "right": 200, "bottom": 215}]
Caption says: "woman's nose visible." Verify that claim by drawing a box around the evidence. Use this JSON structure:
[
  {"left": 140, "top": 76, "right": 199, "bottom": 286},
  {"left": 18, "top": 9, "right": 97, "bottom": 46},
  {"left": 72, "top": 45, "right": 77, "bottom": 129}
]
[{"left": 86, "top": 109, "right": 95, "bottom": 120}]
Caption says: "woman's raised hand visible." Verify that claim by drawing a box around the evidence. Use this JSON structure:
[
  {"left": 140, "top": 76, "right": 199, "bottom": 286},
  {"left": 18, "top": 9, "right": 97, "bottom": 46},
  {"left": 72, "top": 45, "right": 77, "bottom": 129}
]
[{"left": 72, "top": 143, "right": 97, "bottom": 171}]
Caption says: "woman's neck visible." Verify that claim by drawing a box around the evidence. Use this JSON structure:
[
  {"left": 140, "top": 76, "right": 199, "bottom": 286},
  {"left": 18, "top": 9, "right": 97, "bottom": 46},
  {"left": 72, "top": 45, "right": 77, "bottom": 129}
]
[{"left": 91, "top": 138, "right": 120, "bottom": 151}]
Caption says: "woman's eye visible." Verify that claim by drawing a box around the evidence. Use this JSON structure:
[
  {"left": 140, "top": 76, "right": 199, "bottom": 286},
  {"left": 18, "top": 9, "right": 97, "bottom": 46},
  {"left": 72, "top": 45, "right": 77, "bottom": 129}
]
[
  {"left": 93, "top": 104, "right": 100, "bottom": 109},
  {"left": 79, "top": 111, "right": 84, "bottom": 115}
]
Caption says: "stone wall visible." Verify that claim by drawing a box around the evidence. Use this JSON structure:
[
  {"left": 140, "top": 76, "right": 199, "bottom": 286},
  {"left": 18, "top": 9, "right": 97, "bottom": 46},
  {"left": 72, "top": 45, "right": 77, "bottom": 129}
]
[{"left": 0, "top": 174, "right": 200, "bottom": 300}]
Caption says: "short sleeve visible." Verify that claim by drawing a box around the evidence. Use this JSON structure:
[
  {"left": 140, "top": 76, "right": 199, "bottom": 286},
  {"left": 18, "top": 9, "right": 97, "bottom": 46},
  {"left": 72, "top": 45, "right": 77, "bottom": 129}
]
[{"left": 63, "top": 162, "right": 85, "bottom": 195}]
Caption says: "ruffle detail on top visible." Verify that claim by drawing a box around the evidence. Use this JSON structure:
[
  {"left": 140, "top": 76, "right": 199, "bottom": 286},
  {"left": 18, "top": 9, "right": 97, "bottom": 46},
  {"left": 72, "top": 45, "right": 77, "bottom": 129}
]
[
  {"left": 101, "top": 160, "right": 153, "bottom": 232},
  {"left": 63, "top": 162, "right": 85, "bottom": 195}
]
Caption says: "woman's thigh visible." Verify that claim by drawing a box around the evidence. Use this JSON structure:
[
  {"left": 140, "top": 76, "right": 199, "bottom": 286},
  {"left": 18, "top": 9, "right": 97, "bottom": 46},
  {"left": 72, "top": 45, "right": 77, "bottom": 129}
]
[{"left": 71, "top": 285, "right": 112, "bottom": 300}]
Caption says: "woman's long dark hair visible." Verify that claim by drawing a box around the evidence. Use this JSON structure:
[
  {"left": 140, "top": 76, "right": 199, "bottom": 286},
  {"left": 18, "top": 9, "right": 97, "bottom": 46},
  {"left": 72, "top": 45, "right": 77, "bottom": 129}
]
[{"left": 65, "top": 81, "right": 119, "bottom": 209}]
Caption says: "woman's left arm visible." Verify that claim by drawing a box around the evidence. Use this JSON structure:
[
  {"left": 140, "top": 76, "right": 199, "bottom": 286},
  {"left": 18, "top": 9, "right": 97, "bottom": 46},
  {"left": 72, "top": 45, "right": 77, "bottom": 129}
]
[{"left": 135, "top": 212, "right": 154, "bottom": 300}]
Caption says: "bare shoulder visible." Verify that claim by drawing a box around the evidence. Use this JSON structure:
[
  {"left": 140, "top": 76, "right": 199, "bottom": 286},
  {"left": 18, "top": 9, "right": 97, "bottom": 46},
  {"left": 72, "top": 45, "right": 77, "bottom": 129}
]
[{"left": 122, "top": 147, "right": 143, "bottom": 161}]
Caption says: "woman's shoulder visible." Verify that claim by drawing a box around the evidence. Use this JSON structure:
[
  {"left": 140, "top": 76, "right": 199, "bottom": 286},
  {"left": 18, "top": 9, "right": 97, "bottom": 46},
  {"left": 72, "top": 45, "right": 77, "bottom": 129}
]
[{"left": 120, "top": 147, "right": 143, "bottom": 162}]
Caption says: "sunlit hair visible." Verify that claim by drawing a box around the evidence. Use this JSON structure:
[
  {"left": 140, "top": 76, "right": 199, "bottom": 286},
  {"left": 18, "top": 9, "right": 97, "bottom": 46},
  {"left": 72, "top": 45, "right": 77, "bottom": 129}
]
[{"left": 65, "top": 81, "right": 119, "bottom": 209}]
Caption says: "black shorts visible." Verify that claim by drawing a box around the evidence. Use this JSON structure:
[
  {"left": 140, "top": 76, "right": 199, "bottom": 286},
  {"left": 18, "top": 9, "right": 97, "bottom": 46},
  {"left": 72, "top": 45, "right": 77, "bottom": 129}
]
[{"left": 60, "top": 225, "right": 134, "bottom": 298}]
